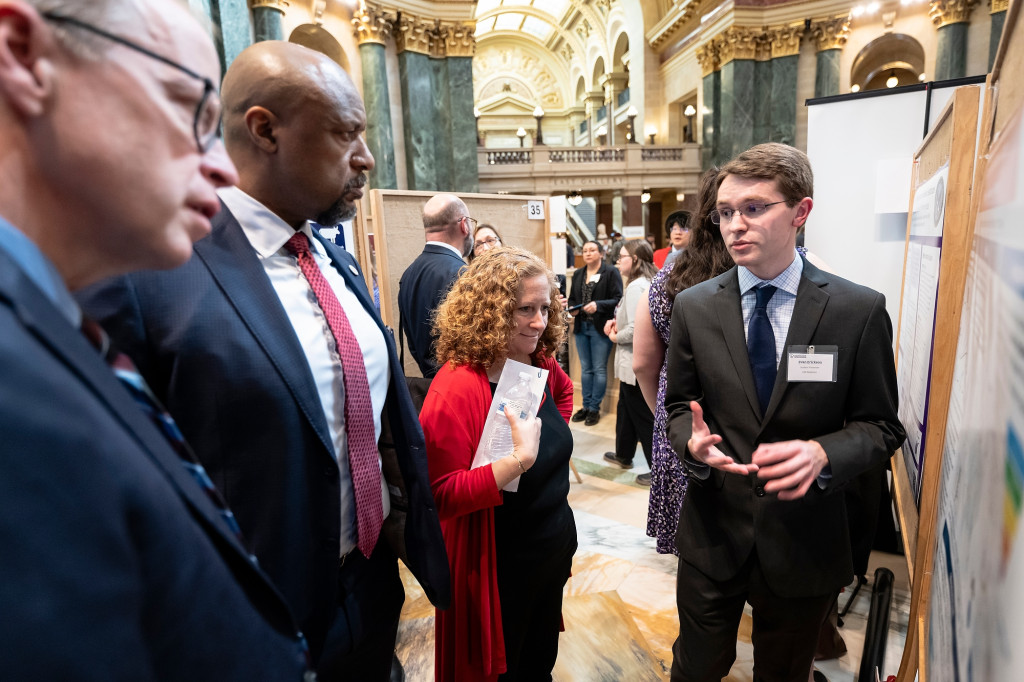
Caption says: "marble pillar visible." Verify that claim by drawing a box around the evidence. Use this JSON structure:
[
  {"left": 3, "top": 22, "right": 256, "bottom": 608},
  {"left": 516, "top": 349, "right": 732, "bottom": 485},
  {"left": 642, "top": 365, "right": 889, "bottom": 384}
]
[
  {"left": 447, "top": 57, "right": 479, "bottom": 193},
  {"left": 398, "top": 50, "right": 437, "bottom": 190},
  {"left": 719, "top": 59, "right": 755, "bottom": 162},
  {"left": 770, "top": 55, "right": 798, "bottom": 146},
  {"left": 990, "top": 10, "right": 1006, "bottom": 70},
  {"left": 702, "top": 71, "right": 720, "bottom": 170},
  {"left": 935, "top": 22, "right": 968, "bottom": 80},
  {"left": 252, "top": 5, "right": 284, "bottom": 43},
  {"left": 753, "top": 59, "right": 773, "bottom": 145},
  {"left": 201, "top": 0, "right": 251, "bottom": 73},
  {"left": 359, "top": 42, "right": 397, "bottom": 189},
  {"left": 431, "top": 57, "right": 454, "bottom": 191},
  {"left": 815, "top": 49, "right": 841, "bottom": 98}
]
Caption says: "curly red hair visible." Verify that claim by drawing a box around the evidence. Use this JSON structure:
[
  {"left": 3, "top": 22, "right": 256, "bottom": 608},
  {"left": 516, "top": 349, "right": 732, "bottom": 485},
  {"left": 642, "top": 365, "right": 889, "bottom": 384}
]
[{"left": 433, "top": 246, "right": 567, "bottom": 369}]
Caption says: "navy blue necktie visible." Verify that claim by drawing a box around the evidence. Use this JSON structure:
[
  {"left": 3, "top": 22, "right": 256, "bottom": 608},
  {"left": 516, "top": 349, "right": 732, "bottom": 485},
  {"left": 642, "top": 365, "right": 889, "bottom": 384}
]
[{"left": 747, "top": 284, "right": 777, "bottom": 416}]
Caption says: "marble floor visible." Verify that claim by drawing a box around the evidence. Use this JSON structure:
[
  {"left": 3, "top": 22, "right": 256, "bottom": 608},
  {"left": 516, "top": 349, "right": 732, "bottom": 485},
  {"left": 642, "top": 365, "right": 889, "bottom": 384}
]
[{"left": 396, "top": 409, "right": 911, "bottom": 682}]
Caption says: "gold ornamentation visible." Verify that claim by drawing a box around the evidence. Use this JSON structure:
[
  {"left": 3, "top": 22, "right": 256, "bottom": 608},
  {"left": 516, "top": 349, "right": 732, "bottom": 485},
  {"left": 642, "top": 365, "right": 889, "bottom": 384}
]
[
  {"left": 251, "top": 0, "right": 289, "bottom": 10},
  {"left": 928, "top": 0, "right": 979, "bottom": 26},
  {"left": 440, "top": 21, "right": 476, "bottom": 57},
  {"left": 696, "top": 41, "right": 719, "bottom": 77},
  {"left": 769, "top": 22, "right": 805, "bottom": 58},
  {"left": 991, "top": 0, "right": 1009, "bottom": 12},
  {"left": 717, "top": 27, "right": 760, "bottom": 65},
  {"left": 809, "top": 15, "right": 850, "bottom": 52},
  {"left": 351, "top": 3, "right": 395, "bottom": 46},
  {"left": 395, "top": 12, "right": 435, "bottom": 55}
]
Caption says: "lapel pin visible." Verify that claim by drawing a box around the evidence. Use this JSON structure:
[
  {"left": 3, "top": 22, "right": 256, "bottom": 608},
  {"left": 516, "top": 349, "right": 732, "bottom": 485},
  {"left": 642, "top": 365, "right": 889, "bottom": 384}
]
[{"left": 348, "top": 264, "right": 359, "bottom": 276}]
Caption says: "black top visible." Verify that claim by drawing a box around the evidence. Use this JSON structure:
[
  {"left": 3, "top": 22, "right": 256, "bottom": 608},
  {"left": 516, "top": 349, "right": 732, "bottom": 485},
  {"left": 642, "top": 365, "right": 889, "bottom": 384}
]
[
  {"left": 492, "top": 383, "right": 577, "bottom": 557},
  {"left": 568, "top": 262, "right": 623, "bottom": 336}
]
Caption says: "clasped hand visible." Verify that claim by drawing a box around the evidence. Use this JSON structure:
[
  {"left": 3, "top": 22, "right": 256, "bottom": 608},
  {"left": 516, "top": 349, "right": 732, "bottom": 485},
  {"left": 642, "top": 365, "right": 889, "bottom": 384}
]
[{"left": 687, "top": 401, "right": 829, "bottom": 500}]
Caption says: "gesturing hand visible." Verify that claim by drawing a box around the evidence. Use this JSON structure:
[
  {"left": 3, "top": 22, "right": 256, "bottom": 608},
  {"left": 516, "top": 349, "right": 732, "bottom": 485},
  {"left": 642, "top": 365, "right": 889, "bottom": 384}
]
[
  {"left": 504, "top": 405, "right": 541, "bottom": 470},
  {"left": 687, "top": 401, "right": 757, "bottom": 476},
  {"left": 583, "top": 301, "right": 597, "bottom": 315},
  {"left": 752, "top": 440, "right": 828, "bottom": 500}
]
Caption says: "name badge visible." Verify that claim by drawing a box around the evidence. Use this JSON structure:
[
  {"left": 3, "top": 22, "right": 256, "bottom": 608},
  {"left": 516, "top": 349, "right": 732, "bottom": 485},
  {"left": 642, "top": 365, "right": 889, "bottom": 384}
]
[{"left": 787, "top": 345, "right": 838, "bottom": 382}]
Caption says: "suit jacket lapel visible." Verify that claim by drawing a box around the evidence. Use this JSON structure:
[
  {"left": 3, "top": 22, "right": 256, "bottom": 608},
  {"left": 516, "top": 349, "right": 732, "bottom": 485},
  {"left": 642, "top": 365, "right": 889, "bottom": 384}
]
[
  {"left": 193, "top": 208, "right": 335, "bottom": 460},
  {"left": 759, "top": 259, "right": 830, "bottom": 428},
  {"left": 0, "top": 256, "right": 251, "bottom": 557},
  {"left": 713, "top": 270, "right": 763, "bottom": 420}
]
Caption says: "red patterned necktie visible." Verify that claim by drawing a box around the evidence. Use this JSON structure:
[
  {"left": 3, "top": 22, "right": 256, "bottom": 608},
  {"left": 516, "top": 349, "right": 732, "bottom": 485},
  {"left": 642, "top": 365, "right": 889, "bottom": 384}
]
[{"left": 285, "top": 232, "right": 383, "bottom": 559}]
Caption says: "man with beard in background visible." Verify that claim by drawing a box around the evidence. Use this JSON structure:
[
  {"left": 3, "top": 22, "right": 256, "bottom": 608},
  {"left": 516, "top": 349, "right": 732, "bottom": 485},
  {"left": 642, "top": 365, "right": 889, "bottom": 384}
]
[{"left": 79, "top": 41, "right": 450, "bottom": 681}]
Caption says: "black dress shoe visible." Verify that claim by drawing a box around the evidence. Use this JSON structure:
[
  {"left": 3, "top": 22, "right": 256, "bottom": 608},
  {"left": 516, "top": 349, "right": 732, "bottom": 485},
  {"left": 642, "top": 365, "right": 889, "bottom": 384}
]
[
  {"left": 603, "top": 452, "right": 633, "bottom": 469},
  {"left": 584, "top": 410, "right": 600, "bottom": 426},
  {"left": 571, "top": 408, "right": 589, "bottom": 422},
  {"left": 812, "top": 670, "right": 829, "bottom": 682}
]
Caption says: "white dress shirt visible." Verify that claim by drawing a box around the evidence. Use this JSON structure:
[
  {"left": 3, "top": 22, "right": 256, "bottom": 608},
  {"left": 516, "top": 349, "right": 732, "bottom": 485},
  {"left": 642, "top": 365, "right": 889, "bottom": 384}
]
[{"left": 220, "top": 186, "right": 391, "bottom": 556}]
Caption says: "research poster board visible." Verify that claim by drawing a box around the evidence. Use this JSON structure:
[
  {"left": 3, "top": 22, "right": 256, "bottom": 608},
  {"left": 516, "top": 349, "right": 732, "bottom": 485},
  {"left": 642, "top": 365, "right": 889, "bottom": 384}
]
[
  {"left": 922, "top": 3, "right": 1024, "bottom": 678},
  {"left": 896, "top": 165, "right": 949, "bottom": 503},
  {"left": 365, "top": 190, "right": 554, "bottom": 378}
]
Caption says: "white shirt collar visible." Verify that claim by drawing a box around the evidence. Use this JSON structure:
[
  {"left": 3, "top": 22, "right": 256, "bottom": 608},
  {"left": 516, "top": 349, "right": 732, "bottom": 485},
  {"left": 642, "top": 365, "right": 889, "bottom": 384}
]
[
  {"left": 425, "top": 239, "right": 465, "bottom": 259},
  {"left": 737, "top": 249, "right": 803, "bottom": 296},
  {"left": 219, "top": 186, "right": 326, "bottom": 260}
]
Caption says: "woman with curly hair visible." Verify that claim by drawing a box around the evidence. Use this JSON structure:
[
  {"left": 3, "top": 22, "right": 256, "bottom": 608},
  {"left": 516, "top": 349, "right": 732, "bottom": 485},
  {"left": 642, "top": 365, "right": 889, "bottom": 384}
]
[{"left": 419, "top": 247, "right": 576, "bottom": 682}]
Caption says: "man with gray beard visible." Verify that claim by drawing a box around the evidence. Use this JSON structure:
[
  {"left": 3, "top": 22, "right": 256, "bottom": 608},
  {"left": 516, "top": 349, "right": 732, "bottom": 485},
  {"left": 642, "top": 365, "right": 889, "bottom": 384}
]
[{"left": 79, "top": 40, "right": 450, "bottom": 680}]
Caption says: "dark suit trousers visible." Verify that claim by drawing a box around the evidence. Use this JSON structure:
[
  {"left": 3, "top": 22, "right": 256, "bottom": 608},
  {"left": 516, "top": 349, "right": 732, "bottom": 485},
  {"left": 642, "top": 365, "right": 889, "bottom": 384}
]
[
  {"left": 317, "top": 541, "right": 405, "bottom": 681},
  {"left": 671, "top": 550, "right": 834, "bottom": 682},
  {"left": 615, "top": 380, "right": 653, "bottom": 466}
]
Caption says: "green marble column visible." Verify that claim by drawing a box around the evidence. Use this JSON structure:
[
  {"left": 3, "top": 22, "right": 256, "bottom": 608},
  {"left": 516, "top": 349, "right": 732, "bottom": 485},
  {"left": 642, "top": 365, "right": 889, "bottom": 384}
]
[
  {"left": 252, "top": 6, "right": 284, "bottom": 43},
  {"left": 753, "top": 59, "right": 773, "bottom": 145},
  {"left": 359, "top": 42, "right": 397, "bottom": 189},
  {"left": 431, "top": 57, "right": 454, "bottom": 191},
  {"left": 990, "top": 11, "right": 1007, "bottom": 70},
  {"left": 702, "top": 71, "right": 720, "bottom": 171},
  {"left": 815, "top": 49, "right": 841, "bottom": 98},
  {"left": 398, "top": 50, "right": 437, "bottom": 190},
  {"left": 199, "top": 0, "right": 251, "bottom": 74},
  {"left": 935, "top": 22, "right": 968, "bottom": 80},
  {"left": 720, "top": 59, "right": 755, "bottom": 162},
  {"left": 771, "top": 55, "right": 798, "bottom": 146},
  {"left": 447, "top": 57, "right": 479, "bottom": 193}
]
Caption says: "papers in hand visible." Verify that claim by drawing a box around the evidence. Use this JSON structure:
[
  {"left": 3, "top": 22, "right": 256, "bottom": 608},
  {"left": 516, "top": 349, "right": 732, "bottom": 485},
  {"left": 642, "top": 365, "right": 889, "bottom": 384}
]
[{"left": 471, "top": 359, "right": 548, "bottom": 492}]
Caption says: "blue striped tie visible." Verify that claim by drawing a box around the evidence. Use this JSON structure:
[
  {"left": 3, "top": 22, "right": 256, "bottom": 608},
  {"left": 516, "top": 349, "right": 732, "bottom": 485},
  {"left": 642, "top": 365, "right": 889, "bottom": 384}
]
[{"left": 747, "top": 284, "right": 777, "bottom": 416}]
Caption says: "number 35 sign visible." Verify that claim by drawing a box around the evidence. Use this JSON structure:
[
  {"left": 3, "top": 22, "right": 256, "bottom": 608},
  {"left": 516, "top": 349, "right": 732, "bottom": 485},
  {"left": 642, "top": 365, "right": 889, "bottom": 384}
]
[{"left": 527, "top": 200, "right": 545, "bottom": 220}]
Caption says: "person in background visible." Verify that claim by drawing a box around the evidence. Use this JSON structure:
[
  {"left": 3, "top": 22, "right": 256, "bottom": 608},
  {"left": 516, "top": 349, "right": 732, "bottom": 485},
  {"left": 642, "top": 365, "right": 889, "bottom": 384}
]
[
  {"left": 567, "top": 239, "right": 622, "bottom": 426},
  {"left": 633, "top": 168, "right": 734, "bottom": 553},
  {"left": 468, "top": 223, "right": 502, "bottom": 263},
  {"left": 399, "top": 193, "right": 476, "bottom": 378},
  {"left": 604, "top": 232, "right": 624, "bottom": 268},
  {"left": 421, "top": 247, "right": 576, "bottom": 681},
  {"left": 654, "top": 211, "right": 691, "bottom": 269},
  {"left": 0, "top": 1, "right": 309, "bottom": 677},
  {"left": 604, "top": 240, "right": 659, "bottom": 486}
]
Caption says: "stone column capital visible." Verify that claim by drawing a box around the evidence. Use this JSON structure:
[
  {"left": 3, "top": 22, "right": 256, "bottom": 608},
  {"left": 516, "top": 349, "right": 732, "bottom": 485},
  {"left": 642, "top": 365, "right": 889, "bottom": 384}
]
[
  {"left": 395, "top": 12, "right": 436, "bottom": 55},
  {"left": 695, "top": 42, "right": 719, "bottom": 77},
  {"left": 991, "top": 0, "right": 1009, "bottom": 12},
  {"left": 438, "top": 21, "right": 476, "bottom": 57},
  {"left": 809, "top": 15, "right": 851, "bottom": 52},
  {"left": 599, "top": 71, "right": 629, "bottom": 95},
  {"left": 351, "top": 3, "right": 396, "bottom": 46},
  {"left": 717, "top": 26, "right": 761, "bottom": 66},
  {"left": 929, "top": 0, "right": 979, "bottom": 27},
  {"left": 250, "top": 0, "right": 289, "bottom": 11},
  {"left": 767, "top": 22, "right": 805, "bottom": 59}
]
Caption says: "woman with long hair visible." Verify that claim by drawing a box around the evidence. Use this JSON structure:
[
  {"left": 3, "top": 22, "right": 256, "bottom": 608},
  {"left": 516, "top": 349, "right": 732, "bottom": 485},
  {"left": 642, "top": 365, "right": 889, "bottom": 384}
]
[
  {"left": 633, "top": 168, "right": 735, "bottom": 553},
  {"left": 468, "top": 224, "right": 502, "bottom": 263},
  {"left": 420, "top": 247, "right": 576, "bottom": 681},
  {"left": 603, "top": 239, "right": 659, "bottom": 485},
  {"left": 567, "top": 239, "right": 622, "bottom": 425}
]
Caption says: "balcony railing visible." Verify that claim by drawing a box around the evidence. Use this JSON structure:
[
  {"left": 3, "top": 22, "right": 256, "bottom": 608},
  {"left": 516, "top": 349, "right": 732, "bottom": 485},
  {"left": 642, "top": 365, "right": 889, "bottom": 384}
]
[
  {"left": 641, "top": 147, "right": 684, "bottom": 161},
  {"left": 485, "top": 150, "right": 532, "bottom": 164},
  {"left": 596, "top": 105, "right": 607, "bottom": 122},
  {"left": 617, "top": 87, "right": 630, "bottom": 108},
  {"left": 549, "top": 148, "right": 626, "bottom": 163}
]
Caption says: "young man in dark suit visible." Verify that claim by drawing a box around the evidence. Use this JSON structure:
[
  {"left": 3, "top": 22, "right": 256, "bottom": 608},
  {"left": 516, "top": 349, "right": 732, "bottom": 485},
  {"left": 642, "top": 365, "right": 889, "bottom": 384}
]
[
  {"left": 398, "top": 193, "right": 475, "bottom": 378},
  {"left": 80, "top": 41, "right": 450, "bottom": 680},
  {"left": 0, "top": 1, "right": 311, "bottom": 678},
  {"left": 665, "top": 143, "right": 905, "bottom": 681}
]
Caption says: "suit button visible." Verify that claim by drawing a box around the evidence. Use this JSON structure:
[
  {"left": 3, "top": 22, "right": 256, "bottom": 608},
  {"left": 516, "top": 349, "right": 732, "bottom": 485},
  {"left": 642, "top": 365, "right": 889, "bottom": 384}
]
[{"left": 755, "top": 485, "right": 766, "bottom": 497}]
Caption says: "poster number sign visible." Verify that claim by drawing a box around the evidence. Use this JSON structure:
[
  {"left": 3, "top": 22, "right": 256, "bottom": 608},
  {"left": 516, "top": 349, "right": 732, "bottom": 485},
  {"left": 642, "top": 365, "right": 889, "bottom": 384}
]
[{"left": 527, "top": 201, "right": 545, "bottom": 220}]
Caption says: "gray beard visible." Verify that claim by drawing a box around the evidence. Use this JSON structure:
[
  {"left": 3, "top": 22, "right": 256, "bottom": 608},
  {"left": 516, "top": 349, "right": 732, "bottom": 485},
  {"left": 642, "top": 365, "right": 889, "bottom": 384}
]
[{"left": 462, "top": 232, "right": 474, "bottom": 258}]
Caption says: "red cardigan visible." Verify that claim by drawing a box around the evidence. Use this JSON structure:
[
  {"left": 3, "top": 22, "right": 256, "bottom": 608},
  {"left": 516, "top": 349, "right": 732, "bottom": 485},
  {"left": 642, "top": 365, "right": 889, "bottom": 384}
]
[{"left": 420, "top": 356, "right": 572, "bottom": 682}]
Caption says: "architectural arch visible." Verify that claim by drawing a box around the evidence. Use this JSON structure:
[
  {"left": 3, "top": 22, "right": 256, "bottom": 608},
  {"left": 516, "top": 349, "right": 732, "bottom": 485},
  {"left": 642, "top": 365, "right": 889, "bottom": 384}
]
[
  {"left": 288, "top": 24, "right": 349, "bottom": 70},
  {"left": 850, "top": 33, "right": 926, "bottom": 92}
]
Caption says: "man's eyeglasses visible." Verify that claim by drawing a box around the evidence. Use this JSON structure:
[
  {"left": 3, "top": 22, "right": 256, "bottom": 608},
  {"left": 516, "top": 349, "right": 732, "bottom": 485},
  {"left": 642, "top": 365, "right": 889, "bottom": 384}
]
[
  {"left": 42, "top": 12, "right": 221, "bottom": 154},
  {"left": 461, "top": 216, "right": 479, "bottom": 231},
  {"left": 710, "top": 200, "right": 787, "bottom": 225},
  {"left": 474, "top": 237, "right": 500, "bottom": 250}
]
